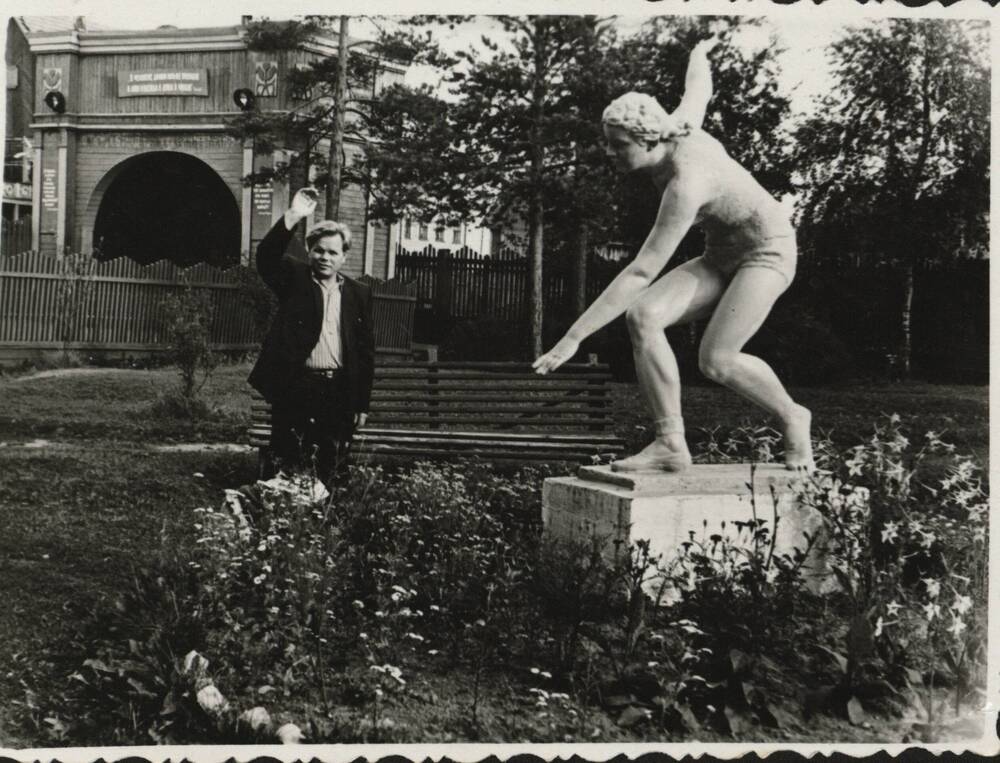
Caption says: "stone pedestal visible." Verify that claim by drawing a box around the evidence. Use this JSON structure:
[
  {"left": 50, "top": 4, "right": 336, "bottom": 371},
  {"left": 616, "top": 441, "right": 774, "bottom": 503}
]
[{"left": 541, "top": 463, "right": 828, "bottom": 594}]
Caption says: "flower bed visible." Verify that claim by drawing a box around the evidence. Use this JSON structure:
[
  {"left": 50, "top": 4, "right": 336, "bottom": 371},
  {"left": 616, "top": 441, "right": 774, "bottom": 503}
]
[{"left": 14, "top": 418, "right": 989, "bottom": 744}]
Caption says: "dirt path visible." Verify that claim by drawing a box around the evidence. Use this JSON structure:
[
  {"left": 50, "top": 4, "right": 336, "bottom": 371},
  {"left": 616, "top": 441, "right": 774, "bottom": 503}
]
[
  {"left": 4, "top": 367, "right": 141, "bottom": 384},
  {"left": 0, "top": 438, "right": 251, "bottom": 453}
]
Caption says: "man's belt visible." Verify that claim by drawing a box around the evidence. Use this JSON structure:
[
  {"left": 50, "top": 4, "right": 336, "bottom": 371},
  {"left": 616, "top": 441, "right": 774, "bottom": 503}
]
[{"left": 305, "top": 368, "right": 343, "bottom": 379}]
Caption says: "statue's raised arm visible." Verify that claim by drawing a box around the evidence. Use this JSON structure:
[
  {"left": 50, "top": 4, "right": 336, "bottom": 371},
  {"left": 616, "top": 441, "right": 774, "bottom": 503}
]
[{"left": 671, "top": 38, "right": 716, "bottom": 130}]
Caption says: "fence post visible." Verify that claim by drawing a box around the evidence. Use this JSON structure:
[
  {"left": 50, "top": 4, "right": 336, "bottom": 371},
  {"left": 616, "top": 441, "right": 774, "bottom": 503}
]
[{"left": 434, "top": 248, "right": 452, "bottom": 322}]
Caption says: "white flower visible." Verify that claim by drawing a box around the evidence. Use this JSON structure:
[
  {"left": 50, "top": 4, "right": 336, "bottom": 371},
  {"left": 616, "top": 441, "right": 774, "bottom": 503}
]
[
  {"left": 182, "top": 650, "right": 209, "bottom": 676},
  {"left": 874, "top": 617, "right": 887, "bottom": 638},
  {"left": 240, "top": 706, "right": 272, "bottom": 732},
  {"left": 947, "top": 618, "right": 967, "bottom": 640},
  {"left": 923, "top": 602, "right": 941, "bottom": 622},
  {"left": 952, "top": 594, "right": 973, "bottom": 615},
  {"left": 880, "top": 522, "right": 899, "bottom": 545},
  {"left": 923, "top": 578, "right": 941, "bottom": 599},
  {"left": 276, "top": 722, "right": 304, "bottom": 744},
  {"left": 886, "top": 600, "right": 902, "bottom": 617},
  {"left": 920, "top": 532, "right": 937, "bottom": 550},
  {"left": 352, "top": 599, "right": 365, "bottom": 610},
  {"left": 196, "top": 684, "right": 227, "bottom": 714}
]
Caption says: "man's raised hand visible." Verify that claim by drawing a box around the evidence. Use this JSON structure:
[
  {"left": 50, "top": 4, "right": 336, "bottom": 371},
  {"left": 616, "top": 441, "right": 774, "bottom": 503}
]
[{"left": 284, "top": 187, "right": 319, "bottom": 228}]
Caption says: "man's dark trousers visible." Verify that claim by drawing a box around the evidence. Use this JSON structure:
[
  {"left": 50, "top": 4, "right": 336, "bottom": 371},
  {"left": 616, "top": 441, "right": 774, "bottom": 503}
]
[{"left": 267, "top": 369, "right": 355, "bottom": 485}]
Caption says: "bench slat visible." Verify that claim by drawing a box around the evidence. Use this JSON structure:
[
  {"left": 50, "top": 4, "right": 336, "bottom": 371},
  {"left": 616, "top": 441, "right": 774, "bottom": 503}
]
[
  {"left": 253, "top": 396, "right": 609, "bottom": 412},
  {"left": 248, "top": 361, "right": 625, "bottom": 461},
  {"left": 357, "top": 428, "right": 622, "bottom": 443},
  {"left": 366, "top": 371, "right": 613, "bottom": 382},
  {"left": 376, "top": 361, "right": 608, "bottom": 371}
]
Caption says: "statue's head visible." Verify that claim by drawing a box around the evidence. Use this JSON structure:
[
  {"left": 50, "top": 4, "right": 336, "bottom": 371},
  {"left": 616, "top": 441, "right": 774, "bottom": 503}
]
[{"left": 601, "top": 92, "right": 690, "bottom": 147}]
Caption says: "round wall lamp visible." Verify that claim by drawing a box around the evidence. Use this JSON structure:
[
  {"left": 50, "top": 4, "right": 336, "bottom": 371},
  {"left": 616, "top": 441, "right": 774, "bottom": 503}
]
[{"left": 44, "top": 90, "right": 66, "bottom": 113}]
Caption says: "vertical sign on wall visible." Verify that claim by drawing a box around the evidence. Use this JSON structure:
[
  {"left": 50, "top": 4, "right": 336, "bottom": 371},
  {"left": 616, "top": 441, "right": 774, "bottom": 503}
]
[
  {"left": 37, "top": 138, "right": 60, "bottom": 254},
  {"left": 250, "top": 152, "right": 274, "bottom": 250},
  {"left": 41, "top": 168, "right": 58, "bottom": 211}
]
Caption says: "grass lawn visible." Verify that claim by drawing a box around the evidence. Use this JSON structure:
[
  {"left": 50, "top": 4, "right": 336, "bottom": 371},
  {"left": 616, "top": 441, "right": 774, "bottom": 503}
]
[
  {"left": 0, "top": 363, "right": 988, "bottom": 747},
  {"left": 610, "top": 381, "right": 988, "bottom": 464}
]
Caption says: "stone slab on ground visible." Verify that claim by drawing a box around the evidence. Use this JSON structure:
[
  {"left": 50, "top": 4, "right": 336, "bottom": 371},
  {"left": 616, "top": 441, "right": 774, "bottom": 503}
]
[{"left": 542, "top": 463, "right": 828, "bottom": 593}]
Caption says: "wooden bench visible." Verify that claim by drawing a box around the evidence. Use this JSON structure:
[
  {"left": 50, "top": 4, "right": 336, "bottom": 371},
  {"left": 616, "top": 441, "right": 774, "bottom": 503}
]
[{"left": 249, "top": 360, "right": 626, "bottom": 463}]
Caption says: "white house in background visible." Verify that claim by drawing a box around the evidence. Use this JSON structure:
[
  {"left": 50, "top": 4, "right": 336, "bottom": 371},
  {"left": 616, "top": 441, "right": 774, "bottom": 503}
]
[
  {"left": 596, "top": 241, "right": 632, "bottom": 262},
  {"left": 393, "top": 216, "right": 494, "bottom": 255}
]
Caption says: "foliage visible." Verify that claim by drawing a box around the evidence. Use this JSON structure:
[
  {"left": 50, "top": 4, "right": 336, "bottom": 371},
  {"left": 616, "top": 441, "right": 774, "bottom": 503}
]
[
  {"left": 225, "top": 16, "right": 440, "bottom": 217},
  {"left": 793, "top": 19, "right": 988, "bottom": 378},
  {"left": 54, "top": 250, "right": 97, "bottom": 364},
  {"left": 157, "top": 283, "right": 218, "bottom": 409},
  {"left": 796, "top": 416, "right": 988, "bottom": 737},
  {"left": 7, "top": 379, "right": 989, "bottom": 744},
  {"left": 234, "top": 264, "right": 278, "bottom": 344},
  {"left": 439, "top": 317, "right": 530, "bottom": 361},
  {"left": 795, "top": 18, "right": 988, "bottom": 267}
]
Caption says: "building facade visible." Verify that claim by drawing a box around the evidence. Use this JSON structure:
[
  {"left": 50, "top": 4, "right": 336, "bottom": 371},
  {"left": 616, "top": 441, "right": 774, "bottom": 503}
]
[{"left": 16, "top": 19, "right": 404, "bottom": 278}]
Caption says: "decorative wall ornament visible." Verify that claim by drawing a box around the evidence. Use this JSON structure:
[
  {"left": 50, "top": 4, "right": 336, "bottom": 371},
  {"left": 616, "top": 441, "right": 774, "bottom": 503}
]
[{"left": 255, "top": 61, "right": 278, "bottom": 97}]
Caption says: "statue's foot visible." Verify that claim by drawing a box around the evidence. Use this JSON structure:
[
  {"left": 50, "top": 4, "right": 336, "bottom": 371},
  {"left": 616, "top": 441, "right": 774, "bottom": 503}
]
[
  {"left": 784, "top": 404, "right": 815, "bottom": 473},
  {"left": 612, "top": 439, "right": 692, "bottom": 473}
]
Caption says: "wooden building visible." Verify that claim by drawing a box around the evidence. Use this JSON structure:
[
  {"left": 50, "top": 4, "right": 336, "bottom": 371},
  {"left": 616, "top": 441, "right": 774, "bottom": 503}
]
[{"left": 22, "top": 19, "right": 405, "bottom": 278}]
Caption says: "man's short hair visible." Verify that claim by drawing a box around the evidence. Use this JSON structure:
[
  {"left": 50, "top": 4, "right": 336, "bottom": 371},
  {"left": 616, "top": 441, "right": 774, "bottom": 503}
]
[{"left": 306, "top": 220, "right": 352, "bottom": 252}]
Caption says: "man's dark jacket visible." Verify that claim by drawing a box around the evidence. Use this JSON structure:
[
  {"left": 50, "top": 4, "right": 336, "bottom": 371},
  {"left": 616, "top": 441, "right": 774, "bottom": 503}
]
[{"left": 248, "top": 218, "right": 375, "bottom": 414}]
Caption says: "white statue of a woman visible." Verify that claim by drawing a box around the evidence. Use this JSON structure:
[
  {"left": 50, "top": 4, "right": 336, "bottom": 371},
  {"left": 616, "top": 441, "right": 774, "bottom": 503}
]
[{"left": 534, "top": 41, "right": 814, "bottom": 473}]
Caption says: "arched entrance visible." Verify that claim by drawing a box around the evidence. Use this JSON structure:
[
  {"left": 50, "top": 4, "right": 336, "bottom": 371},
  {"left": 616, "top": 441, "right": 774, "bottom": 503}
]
[{"left": 91, "top": 151, "right": 241, "bottom": 266}]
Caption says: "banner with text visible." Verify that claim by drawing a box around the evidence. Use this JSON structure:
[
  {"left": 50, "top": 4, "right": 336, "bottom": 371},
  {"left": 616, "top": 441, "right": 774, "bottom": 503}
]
[{"left": 118, "top": 69, "right": 209, "bottom": 97}]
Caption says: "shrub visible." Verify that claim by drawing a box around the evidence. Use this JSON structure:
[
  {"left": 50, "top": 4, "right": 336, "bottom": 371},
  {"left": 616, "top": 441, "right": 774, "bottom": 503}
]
[
  {"left": 234, "top": 265, "right": 278, "bottom": 345},
  {"left": 439, "top": 317, "right": 529, "bottom": 361},
  {"left": 20, "top": 424, "right": 988, "bottom": 744},
  {"left": 158, "top": 283, "right": 217, "bottom": 413},
  {"left": 796, "top": 417, "right": 989, "bottom": 736}
]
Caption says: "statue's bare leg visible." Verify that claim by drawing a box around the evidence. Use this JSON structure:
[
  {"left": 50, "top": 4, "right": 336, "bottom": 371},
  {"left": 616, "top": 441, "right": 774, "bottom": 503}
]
[
  {"left": 697, "top": 267, "right": 814, "bottom": 471},
  {"left": 614, "top": 257, "right": 725, "bottom": 472}
]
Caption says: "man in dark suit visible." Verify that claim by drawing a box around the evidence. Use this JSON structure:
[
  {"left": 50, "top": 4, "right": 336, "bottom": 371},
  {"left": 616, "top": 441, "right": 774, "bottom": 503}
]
[{"left": 249, "top": 187, "right": 375, "bottom": 486}]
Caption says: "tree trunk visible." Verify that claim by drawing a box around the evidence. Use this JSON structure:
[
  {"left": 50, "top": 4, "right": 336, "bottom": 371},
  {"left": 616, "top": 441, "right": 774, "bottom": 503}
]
[
  {"left": 528, "top": 188, "right": 544, "bottom": 358},
  {"left": 573, "top": 222, "right": 589, "bottom": 318},
  {"left": 528, "top": 19, "right": 547, "bottom": 358},
  {"left": 900, "top": 263, "right": 914, "bottom": 379},
  {"left": 325, "top": 15, "right": 349, "bottom": 219}
]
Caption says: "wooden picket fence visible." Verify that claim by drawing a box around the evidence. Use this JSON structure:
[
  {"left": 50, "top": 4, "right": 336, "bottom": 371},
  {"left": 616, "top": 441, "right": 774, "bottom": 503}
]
[
  {"left": 358, "top": 274, "right": 418, "bottom": 355},
  {"left": 0, "top": 250, "right": 417, "bottom": 356},
  {"left": 0, "top": 250, "right": 257, "bottom": 351},
  {"left": 394, "top": 244, "right": 618, "bottom": 322}
]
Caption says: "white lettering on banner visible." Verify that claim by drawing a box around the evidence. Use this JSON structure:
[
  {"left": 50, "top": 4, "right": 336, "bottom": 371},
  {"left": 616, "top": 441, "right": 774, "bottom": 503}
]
[{"left": 118, "top": 69, "right": 209, "bottom": 97}]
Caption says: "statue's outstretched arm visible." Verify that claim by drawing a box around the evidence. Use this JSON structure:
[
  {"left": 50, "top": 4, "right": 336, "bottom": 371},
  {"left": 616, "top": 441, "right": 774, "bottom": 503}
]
[
  {"left": 533, "top": 171, "right": 708, "bottom": 373},
  {"left": 673, "top": 39, "right": 715, "bottom": 129}
]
